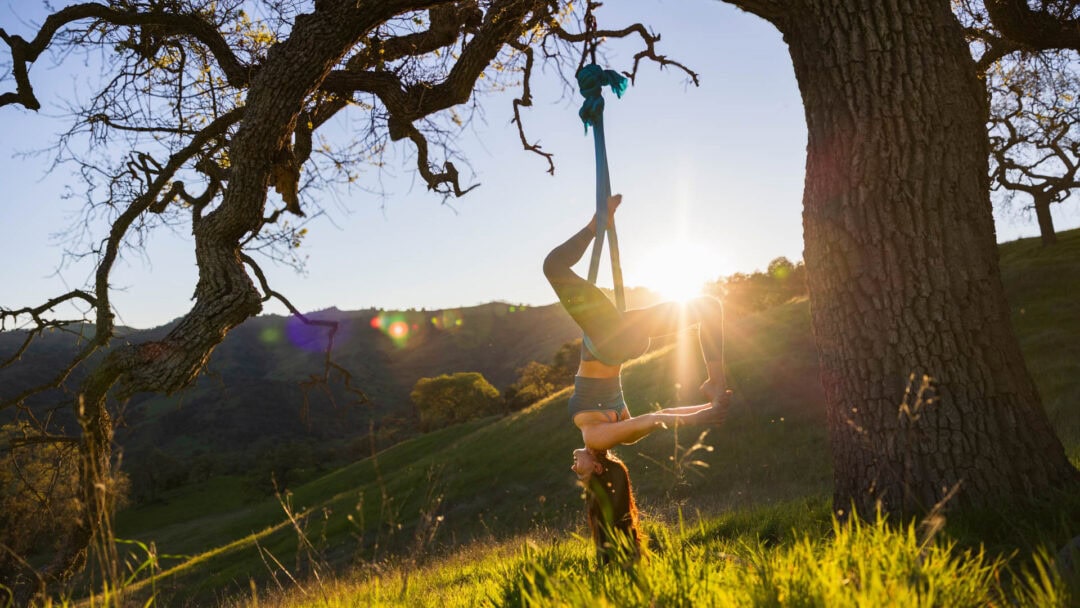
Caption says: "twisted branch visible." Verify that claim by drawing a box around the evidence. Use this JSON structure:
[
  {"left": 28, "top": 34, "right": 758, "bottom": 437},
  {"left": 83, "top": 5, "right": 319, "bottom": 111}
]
[
  {"left": 240, "top": 253, "right": 369, "bottom": 409},
  {"left": 550, "top": 23, "right": 700, "bottom": 86},
  {"left": 985, "top": 0, "right": 1080, "bottom": 52},
  {"left": 320, "top": 0, "right": 538, "bottom": 195},
  {"left": 508, "top": 40, "right": 555, "bottom": 175},
  {"left": 0, "top": 2, "right": 253, "bottom": 110}
]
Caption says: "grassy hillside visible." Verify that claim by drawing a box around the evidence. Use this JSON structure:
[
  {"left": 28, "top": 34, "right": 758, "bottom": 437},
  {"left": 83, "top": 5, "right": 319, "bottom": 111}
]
[
  {"left": 105, "top": 295, "right": 829, "bottom": 604},
  {"left": 0, "top": 302, "right": 583, "bottom": 503},
  {"left": 998, "top": 228, "right": 1080, "bottom": 463},
  {"left": 78, "top": 229, "right": 1080, "bottom": 604}
]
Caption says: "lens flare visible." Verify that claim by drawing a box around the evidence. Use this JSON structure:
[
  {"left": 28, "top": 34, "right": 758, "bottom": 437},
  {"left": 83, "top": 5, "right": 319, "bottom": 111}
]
[
  {"left": 286, "top": 315, "right": 329, "bottom": 352},
  {"left": 389, "top": 321, "right": 408, "bottom": 339},
  {"left": 367, "top": 313, "right": 413, "bottom": 347},
  {"left": 434, "top": 309, "right": 463, "bottom": 331},
  {"left": 259, "top": 326, "right": 283, "bottom": 344}
]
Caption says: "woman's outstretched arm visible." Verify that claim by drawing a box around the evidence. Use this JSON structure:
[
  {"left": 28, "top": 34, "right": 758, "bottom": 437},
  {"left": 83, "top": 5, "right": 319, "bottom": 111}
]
[
  {"left": 575, "top": 403, "right": 725, "bottom": 452},
  {"left": 621, "top": 296, "right": 728, "bottom": 405}
]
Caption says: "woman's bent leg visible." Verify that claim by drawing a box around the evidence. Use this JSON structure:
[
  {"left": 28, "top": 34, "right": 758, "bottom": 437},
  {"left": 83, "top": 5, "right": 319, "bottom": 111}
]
[{"left": 544, "top": 227, "right": 623, "bottom": 352}]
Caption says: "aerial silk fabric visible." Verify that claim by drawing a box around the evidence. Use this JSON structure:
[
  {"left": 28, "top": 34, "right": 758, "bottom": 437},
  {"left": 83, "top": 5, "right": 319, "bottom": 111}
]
[{"left": 577, "top": 64, "right": 629, "bottom": 363}]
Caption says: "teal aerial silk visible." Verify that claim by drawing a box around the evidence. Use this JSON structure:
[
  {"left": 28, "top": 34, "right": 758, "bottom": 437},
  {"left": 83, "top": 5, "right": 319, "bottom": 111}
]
[{"left": 577, "top": 64, "right": 629, "bottom": 364}]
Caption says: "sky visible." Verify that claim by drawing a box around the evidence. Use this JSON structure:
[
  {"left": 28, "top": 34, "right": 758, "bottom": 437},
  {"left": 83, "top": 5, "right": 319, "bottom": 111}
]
[{"left": 2, "top": 1, "right": 1079, "bottom": 330}]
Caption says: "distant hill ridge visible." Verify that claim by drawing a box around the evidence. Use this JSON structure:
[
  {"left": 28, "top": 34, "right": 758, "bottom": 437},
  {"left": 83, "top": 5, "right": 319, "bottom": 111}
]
[{"left": 0, "top": 301, "right": 581, "bottom": 477}]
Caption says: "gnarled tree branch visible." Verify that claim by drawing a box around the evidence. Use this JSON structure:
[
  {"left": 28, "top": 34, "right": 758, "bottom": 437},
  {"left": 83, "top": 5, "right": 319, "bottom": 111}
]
[
  {"left": 0, "top": 2, "right": 253, "bottom": 110},
  {"left": 985, "top": 0, "right": 1080, "bottom": 52}
]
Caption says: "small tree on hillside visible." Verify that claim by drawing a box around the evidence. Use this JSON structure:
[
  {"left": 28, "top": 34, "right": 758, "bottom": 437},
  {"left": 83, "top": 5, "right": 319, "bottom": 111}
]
[
  {"left": 504, "top": 360, "right": 558, "bottom": 410},
  {"left": 956, "top": 1, "right": 1080, "bottom": 245},
  {"left": 0, "top": 422, "right": 124, "bottom": 585},
  {"left": 713, "top": 256, "right": 807, "bottom": 317},
  {"left": 0, "top": 0, "right": 695, "bottom": 585},
  {"left": 551, "top": 339, "right": 582, "bottom": 386},
  {"left": 988, "top": 55, "right": 1080, "bottom": 246},
  {"left": 411, "top": 372, "right": 501, "bottom": 432}
]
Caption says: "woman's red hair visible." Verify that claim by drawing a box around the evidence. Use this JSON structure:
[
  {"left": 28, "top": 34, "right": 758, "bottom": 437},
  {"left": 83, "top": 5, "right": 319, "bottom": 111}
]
[{"left": 584, "top": 450, "right": 642, "bottom": 564}]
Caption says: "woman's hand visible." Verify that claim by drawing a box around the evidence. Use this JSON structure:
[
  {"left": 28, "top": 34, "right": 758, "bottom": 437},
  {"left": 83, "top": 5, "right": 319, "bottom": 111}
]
[{"left": 607, "top": 193, "right": 621, "bottom": 221}]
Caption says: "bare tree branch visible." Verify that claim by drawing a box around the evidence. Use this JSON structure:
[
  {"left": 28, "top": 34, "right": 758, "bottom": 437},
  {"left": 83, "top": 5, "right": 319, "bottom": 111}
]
[
  {"left": 550, "top": 22, "right": 700, "bottom": 86},
  {"left": 0, "top": 2, "right": 253, "bottom": 110},
  {"left": 508, "top": 40, "right": 555, "bottom": 175},
  {"left": 240, "top": 253, "right": 368, "bottom": 407},
  {"left": 985, "top": 0, "right": 1080, "bottom": 52},
  {"left": 0, "top": 291, "right": 97, "bottom": 369}
]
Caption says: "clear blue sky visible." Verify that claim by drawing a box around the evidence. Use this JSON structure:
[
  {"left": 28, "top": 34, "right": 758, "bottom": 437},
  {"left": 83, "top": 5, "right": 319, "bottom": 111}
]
[{"left": 2, "top": 1, "right": 1077, "bottom": 330}]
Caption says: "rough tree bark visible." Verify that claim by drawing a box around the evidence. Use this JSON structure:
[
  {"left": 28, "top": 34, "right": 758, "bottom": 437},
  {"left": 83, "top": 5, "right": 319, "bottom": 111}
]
[
  {"left": 724, "top": 0, "right": 1078, "bottom": 515},
  {"left": 49, "top": 0, "right": 420, "bottom": 582}
]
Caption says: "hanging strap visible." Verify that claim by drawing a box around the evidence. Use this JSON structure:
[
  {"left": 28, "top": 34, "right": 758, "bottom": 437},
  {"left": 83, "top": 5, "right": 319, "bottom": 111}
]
[{"left": 577, "top": 64, "right": 629, "bottom": 313}]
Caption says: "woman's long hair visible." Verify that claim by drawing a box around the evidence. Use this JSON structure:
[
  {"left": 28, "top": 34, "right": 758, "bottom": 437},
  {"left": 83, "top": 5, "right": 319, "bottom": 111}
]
[{"left": 584, "top": 450, "right": 642, "bottom": 564}]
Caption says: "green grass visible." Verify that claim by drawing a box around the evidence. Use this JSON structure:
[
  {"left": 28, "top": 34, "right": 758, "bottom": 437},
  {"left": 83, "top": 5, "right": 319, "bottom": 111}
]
[
  {"left": 221, "top": 501, "right": 1075, "bottom": 607},
  {"left": 108, "top": 305, "right": 834, "bottom": 604},
  {"left": 96, "top": 229, "right": 1080, "bottom": 607},
  {"left": 999, "top": 228, "right": 1080, "bottom": 466}
]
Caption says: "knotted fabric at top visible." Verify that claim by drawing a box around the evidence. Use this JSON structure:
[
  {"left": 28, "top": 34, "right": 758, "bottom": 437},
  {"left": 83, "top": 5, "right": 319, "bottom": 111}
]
[{"left": 577, "top": 64, "right": 628, "bottom": 132}]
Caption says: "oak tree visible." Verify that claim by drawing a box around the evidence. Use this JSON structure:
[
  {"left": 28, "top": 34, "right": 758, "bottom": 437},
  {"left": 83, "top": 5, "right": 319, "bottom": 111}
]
[
  {"left": 987, "top": 53, "right": 1080, "bottom": 246},
  {"left": 411, "top": 371, "right": 501, "bottom": 430},
  {"left": 957, "top": 0, "right": 1080, "bottom": 246},
  {"left": 0, "top": 0, "right": 691, "bottom": 588},
  {"left": 720, "top": 0, "right": 1079, "bottom": 515}
]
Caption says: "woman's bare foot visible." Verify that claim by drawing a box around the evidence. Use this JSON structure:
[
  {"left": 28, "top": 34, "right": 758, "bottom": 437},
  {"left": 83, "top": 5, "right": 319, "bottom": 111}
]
[{"left": 589, "top": 193, "right": 622, "bottom": 232}]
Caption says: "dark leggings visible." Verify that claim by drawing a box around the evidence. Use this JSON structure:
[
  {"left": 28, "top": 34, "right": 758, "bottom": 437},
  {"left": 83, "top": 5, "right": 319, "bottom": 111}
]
[{"left": 543, "top": 225, "right": 725, "bottom": 365}]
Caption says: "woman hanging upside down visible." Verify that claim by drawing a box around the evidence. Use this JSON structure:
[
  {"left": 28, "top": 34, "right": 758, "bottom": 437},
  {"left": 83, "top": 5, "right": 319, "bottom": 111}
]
[{"left": 544, "top": 194, "right": 731, "bottom": 453}]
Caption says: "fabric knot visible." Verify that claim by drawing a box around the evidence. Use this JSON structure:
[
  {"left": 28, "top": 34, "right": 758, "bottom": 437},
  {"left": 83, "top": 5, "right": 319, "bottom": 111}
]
[{"left": 577, "top": 64, "right": 628, "bottom": 132}]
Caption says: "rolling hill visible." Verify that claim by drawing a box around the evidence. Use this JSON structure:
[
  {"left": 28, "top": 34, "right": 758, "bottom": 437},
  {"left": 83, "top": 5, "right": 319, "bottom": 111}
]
[
  {"left": 0, "top": 302, "right": 583, "bottom": 498},
  {"left": 4, "top": 229, "right": 1079, "bottom": 605}
]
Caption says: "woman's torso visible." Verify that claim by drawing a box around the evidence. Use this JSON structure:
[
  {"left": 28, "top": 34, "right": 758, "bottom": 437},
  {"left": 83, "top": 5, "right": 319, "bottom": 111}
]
[{"left": 577, "top": 359, "right": 622, "bottom": 378}]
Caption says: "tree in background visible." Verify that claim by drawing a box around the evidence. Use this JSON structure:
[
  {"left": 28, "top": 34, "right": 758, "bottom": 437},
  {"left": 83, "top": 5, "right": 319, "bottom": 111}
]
[
  {"left": 504, "top": 360, "right": 558, "bottom": 411},
  {"left": 712, "top": 256, "right": 807, "bottom": 317},
  {"left": 957, "top": 0, "right": 1080, "bottom": 246},
  {"left": 411, "top": 372, "right": 501, "bottom": 431},
  {"left": 0, "top": 0, "right": 693, "bottom": 585},
  {"left": 988, "top": 54, "right": 1080, "bottom": 246},
  {"left": 550, "top": 338, "right": 582, "bottom": 386},
  {"left": 246, "top": 439, "right": 322, "bottom": 495},
  {"left": 723, "top": 0, "right": 1078, "bottom": 516}
]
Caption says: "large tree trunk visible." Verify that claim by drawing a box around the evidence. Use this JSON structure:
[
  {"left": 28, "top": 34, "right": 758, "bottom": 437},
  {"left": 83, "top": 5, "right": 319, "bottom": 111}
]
[
  {"left": 1033, "top": 194, "right": 1058, "bottom": 247},
  {"left": 729, "top": 0, "right": 1078, "bottom": 515},
  {"left": 41, "top": 0, "right": 417, "bottom": 587}
]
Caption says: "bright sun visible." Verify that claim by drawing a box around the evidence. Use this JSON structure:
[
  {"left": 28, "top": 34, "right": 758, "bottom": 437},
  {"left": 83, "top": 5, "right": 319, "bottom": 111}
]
[{"left": 634, "top": 242, "right": 720, "bottom": 302}]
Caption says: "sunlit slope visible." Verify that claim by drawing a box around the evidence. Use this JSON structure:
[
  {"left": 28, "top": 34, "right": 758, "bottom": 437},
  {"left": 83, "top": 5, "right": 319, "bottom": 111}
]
[
  {"left": 117, "top": 296, "right": 831, "bottom": 603},
  {"left": 998, "top": 227, "right": 1080, "bottom": 464},
  {"left": 116, "top": 227, "right": 1080, "bottom": 603}
]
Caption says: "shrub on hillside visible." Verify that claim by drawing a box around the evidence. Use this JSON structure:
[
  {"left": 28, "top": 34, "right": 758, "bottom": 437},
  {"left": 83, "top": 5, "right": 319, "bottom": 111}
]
[
  {"left": 0, "top": 422, "right": 128, "bottom": 582},
  {"left": 550, "top": 339, "right": 581, "bottom": 386},
  {"left": 411, "top": 372, "right": 502, "bottom": 431},
  {"left": 708, "top": 256, "right": 808, "bottom": 317},
  {"left": 245, "top": 439, "right": 326, "bottom": 495},
  {"left": 504, "top": 361, "right": 559, "bottom": 411}
]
